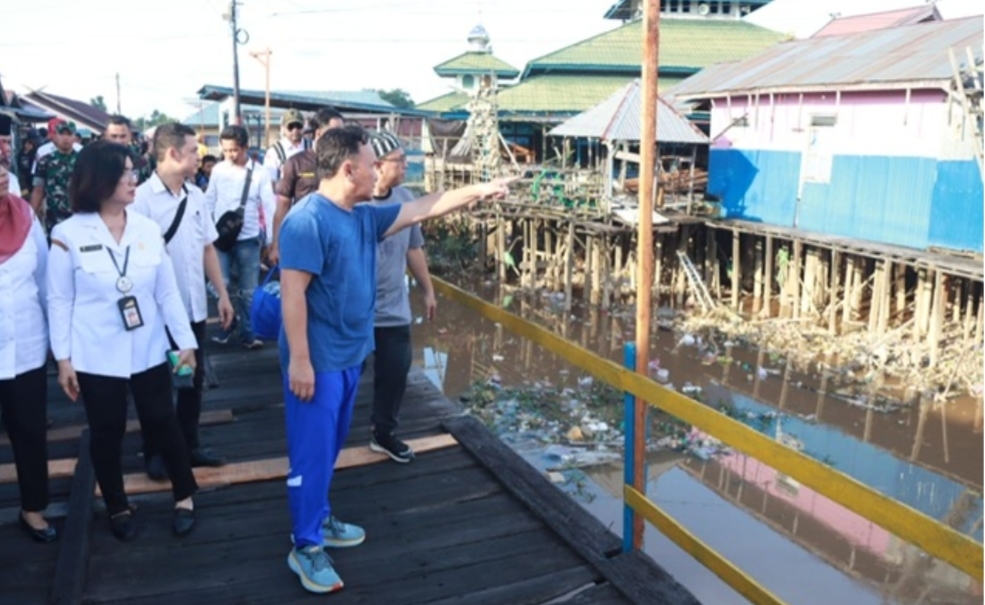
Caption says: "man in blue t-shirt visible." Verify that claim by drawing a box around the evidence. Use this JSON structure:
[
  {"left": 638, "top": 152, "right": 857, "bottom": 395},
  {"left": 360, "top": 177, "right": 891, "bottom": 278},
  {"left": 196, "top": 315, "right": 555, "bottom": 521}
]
[{"left": 277, "top": 125, "right": 513, "bottom": 594}]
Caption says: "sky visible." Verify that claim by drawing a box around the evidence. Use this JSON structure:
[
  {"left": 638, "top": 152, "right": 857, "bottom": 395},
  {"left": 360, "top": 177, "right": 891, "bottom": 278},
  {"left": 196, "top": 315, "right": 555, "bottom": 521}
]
[{"left": 0, "top": 0, "right": 981, "bottom": 123}]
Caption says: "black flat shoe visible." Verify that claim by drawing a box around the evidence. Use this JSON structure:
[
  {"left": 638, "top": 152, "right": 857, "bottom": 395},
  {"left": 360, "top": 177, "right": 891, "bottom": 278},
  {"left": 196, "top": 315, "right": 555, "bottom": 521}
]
[
  {"left": 172, "top": 508, "right": 196, "bottom": 537},
  {"left": 19, "top": 513, "right": 57, "bottom": 543},
  {"left": 145, "top": 455, "right": 168, "bottom": 481},
  {"left": 189, "top": 448, "right": 226, "bottom": 468},
  {"left": 110, "top": 510, "right": 138, "bottom": 542}
]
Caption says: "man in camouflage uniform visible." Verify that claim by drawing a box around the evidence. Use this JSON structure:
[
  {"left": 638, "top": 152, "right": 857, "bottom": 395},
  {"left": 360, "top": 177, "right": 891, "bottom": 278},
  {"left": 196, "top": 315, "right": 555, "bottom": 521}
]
[
  {"left": 104, "top": 114, "right": 152, "bottom": 185},
  {"left": 30, "top": 119, "right": 79, "bottom": 233}
]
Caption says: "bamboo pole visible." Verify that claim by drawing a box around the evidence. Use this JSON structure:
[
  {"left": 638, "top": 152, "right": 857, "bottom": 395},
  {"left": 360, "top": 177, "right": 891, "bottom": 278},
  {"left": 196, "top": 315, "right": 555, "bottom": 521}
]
[{"left": 630, "top": 0, "right": 659, "bottom": 552}]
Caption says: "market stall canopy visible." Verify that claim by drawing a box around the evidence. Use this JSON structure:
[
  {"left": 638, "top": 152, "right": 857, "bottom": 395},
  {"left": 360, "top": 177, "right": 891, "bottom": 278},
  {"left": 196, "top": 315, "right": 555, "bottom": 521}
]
[{"left": 549, "top": 79, "right": 709, "bottom": 144}]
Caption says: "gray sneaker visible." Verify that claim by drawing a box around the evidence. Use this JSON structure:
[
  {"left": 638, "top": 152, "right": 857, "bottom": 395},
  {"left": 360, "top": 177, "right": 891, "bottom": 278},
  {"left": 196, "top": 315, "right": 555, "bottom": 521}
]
[{"left": 287, "top": 546, "right": 343, "bottom": 594}]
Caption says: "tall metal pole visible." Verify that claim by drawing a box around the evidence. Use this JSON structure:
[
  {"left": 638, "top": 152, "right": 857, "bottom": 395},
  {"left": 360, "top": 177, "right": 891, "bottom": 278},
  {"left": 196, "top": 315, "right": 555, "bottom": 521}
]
[
  {"left": 230, "top": 0, "right": 242, "bottom": 125},
  {"left": 631, "top": 0, "right": 660, "bottom": 551}
]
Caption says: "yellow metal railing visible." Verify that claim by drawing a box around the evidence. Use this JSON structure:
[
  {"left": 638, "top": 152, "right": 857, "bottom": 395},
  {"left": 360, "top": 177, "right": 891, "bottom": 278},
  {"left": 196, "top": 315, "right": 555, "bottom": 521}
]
[{"left": 431, "top": 276, "right": 983, "bottom": 596}]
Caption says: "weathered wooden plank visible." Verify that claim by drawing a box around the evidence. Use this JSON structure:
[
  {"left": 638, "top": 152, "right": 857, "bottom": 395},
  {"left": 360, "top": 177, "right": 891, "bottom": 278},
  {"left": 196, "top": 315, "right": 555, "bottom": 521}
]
[
  {"left": 107, "top": 434, "right": 458, "bottom": 496},
  {"left": 48, "top": 431, "right": 95, "bottom": 605}
]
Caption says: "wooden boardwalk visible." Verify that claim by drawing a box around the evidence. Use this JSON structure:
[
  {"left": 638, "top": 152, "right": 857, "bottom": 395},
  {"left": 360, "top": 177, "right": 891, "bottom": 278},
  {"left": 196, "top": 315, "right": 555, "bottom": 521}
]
[{"left": 0, "top": 337, "right": 700, "bottom": 605}]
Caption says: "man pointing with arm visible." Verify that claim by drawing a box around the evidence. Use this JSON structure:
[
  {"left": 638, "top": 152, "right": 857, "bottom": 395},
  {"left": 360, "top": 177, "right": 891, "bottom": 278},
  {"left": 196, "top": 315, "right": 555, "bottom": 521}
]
[{"left": 277, "top": 125, "right": 512, "bottom": 594}]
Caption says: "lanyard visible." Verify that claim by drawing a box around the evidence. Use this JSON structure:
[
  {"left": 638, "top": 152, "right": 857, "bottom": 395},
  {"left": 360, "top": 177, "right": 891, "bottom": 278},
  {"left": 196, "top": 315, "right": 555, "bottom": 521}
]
[{"left": 107, "top": 246, "right": 133, "bottom": 294}]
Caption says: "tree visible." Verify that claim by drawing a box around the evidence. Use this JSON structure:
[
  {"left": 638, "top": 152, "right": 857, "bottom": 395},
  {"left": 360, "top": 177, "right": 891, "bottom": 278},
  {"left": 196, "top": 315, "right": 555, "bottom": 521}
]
[
  {"left": 133, "top": 109, "right": 178, "bottom": 131},
  {"left": 376, "top": 88, "right": 415, "bottom": 109},
  {"left": 90, "top": 95, "right": 107, "bottom": 111}
]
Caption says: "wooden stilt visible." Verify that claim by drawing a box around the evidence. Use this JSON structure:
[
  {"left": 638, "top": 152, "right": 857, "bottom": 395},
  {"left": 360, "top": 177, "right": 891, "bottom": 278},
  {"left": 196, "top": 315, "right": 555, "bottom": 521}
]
[
  {"left": 711, "top": 229, "right": 721, "bottom": 301},
  {"left": 914, "top": 268, "right": 928, "bottom": 339},
  {"left": 963, "top": 282, "right": 974, "bottom": 344},
  {"left": 791, "top": 240, "right": 802, "bottom": 319},
  {"left": 763, "top": 235, "right": 773, "bottom": 318},
  {"left": 584, "top": 235, "right": 594, "bottom": 303},
  {"left": 869, "top": 260, "right": 884, "bottom": 334},
  {"left": 895, "top": 264, "right": 907, "bottom": 316},
  {"left": 976, "top": 295, "right": 983, "bottom": 344},
  {"left": 753, "top": 237, "right": 764, "bottom": 314},
  {"left": 497, "top": 213, "right": 506, "bottom": 282},
  {"left": 842, "top": 256, "right": 856, "bottom": 330},
  {"left": 878, "top": 261, "right": 891, "bottom": 335},
  {"left": 851, "top": 258, "right": 865, "bottom": 326},
  {"left": 952, "top": 279, "right": 962, "bottom": 324},
  {"left": 613, "top": 236, "right": 624, "bottom": 298},
  {"left": 544, "top": 224, "right": 553, "bottom": 289},
  {"left": 564, "top": 222, "right": 574, "bottom": 311},
  {"left": 731, "top": 229, "right": 741, "bottom": 311},
  {"left": 829, "top": 250, "right": 840, "bottom": 333},
  {"left": 655, "top": 232, "right": 664, "bottom": 302},
  {"left": 602, "top": 236, "right": 613, "bottom": 309},
  {"left": 929, "top": 270, "right": 944, "bottom": 367},
  {"left": 590, "top": 234, "right": 602, "bottom": 306}
]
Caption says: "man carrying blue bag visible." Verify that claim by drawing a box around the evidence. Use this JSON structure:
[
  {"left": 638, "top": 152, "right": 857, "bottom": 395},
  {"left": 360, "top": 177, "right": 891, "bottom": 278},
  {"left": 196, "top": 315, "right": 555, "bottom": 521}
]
[{"left": 277, "top": 125, "right": 515, "bottom": 594}]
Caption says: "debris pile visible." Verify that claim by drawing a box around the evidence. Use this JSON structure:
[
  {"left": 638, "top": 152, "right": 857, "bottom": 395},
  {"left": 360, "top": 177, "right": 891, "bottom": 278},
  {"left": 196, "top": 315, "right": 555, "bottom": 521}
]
[{"left": 678, "top": 307, "right": 984, "bottom": 402}]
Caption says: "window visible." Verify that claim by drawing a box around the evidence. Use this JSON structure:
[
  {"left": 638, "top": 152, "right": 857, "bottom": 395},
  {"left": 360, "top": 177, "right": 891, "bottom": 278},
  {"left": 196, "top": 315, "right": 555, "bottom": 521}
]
[
  {"left": 462, "top": 75, "right": 475, "bottom": 90},
  {"left": 802, "top": 114, "right": 837, "bottom": 183}
]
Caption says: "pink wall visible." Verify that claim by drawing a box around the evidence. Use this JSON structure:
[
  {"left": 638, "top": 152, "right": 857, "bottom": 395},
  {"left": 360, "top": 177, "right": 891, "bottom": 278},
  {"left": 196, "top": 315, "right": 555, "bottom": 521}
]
[{"left": 717, "top": 452, "right": 893, "bottom": 557}]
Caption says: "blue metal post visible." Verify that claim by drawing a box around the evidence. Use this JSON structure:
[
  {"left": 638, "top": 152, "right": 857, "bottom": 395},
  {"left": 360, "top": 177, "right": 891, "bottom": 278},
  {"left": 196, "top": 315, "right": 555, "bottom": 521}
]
[{"left": 622, "top": 341, "right": 637, "bottom": 553}]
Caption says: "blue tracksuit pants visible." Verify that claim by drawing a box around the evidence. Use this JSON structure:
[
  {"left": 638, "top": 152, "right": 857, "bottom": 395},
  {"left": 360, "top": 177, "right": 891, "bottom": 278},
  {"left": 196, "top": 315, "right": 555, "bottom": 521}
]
[{"left": 283, "top": 365, "right": 362, "bottom": 548}]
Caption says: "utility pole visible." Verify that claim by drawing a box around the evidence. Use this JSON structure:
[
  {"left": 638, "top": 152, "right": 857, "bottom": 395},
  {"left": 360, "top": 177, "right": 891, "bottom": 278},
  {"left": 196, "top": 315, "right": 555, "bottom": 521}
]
[
  {"left": 115, "top": 72, "right": 121, "bottom": 114},
  {"left": 250, "top": 47, "right": 272, "bottom": 147},
  {"left": 229, "top": 0, "right": 245, "bottom": 125},
  {"left": 631, "top": 0, "right": 660, "bottom": 552}
]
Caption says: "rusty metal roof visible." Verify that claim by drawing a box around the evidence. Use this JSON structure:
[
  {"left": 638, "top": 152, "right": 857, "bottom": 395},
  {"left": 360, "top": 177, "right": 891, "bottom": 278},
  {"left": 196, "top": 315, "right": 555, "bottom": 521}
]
[
  {"left": 674, "top": 16, "right": 983, "bottom": 100},
  {"left": 549, "top": 79, "right": 709, "bottom": 144}
]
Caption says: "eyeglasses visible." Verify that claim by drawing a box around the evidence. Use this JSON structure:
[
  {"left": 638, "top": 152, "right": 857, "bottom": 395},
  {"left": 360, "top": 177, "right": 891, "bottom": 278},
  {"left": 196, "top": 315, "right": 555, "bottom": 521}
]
[{"left": 120, "top": 169, "right": 140, "bottom": 183}]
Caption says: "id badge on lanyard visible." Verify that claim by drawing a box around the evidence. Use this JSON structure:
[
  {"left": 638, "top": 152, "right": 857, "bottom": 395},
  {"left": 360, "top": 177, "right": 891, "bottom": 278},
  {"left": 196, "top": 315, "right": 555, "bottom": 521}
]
[{"left": 107, "top": 246, "right": 144, "bottom": 331}]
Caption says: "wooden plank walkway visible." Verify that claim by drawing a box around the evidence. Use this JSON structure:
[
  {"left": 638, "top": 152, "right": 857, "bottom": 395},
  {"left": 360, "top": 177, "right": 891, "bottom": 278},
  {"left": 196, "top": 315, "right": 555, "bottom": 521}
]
[{"left": 0, "top": 335, "right": 700, "bottom": 605}]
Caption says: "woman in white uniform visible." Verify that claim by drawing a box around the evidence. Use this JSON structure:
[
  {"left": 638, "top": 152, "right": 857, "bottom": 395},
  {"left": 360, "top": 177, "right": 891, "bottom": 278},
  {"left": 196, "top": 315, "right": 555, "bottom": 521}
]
[
  {"left": 47, "top": 141, "right": 200, "bottom": 541},
  {"left": 0, "top": 161, "right": 56, "bottom": 543}
]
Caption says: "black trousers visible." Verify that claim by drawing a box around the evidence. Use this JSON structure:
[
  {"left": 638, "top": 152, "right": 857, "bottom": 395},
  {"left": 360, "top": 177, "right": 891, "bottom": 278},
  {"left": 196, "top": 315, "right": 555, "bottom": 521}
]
[
  {"left": 78, "top": 363, "right": 198, "bottom": 515},
  {"left": 145, "top": 320, "right": 207, "bottom": 457},
  {"left": 371, "top": 325, "right": 412, "bottom": 436},
  {"left": 0, "top": 365, "right": 49, "bottom": 512}
]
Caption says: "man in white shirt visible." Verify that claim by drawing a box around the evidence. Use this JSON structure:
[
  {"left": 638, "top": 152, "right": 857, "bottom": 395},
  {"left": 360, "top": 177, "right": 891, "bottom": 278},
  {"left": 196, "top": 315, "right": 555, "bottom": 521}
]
[
  {"left": 205, "top": 125, "right": 276, "bottom": 349},
  {"left": 133, "top": 122, "right": 236, "bottom": 477},
  {"left": 263, "top": 108, "right": 310, "bottom": 185}
]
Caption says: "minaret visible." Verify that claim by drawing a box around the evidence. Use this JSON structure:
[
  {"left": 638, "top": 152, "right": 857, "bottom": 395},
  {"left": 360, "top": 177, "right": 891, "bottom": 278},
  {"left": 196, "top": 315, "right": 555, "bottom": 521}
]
[{"left": 464, "top": 24, "right": 501, "bottom": 181}]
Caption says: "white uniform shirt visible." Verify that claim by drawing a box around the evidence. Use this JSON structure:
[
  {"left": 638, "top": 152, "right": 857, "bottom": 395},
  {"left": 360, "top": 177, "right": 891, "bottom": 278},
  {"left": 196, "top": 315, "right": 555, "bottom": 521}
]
[
  {"left": 7, "top": 178, "right": 18, "bottom": 196},
  {"left": 132, "top": 174, "right": 218, "bottom": 323},
  {"left": 262, "top": 137, "right": 309, "bottom": 182},
  {"left": 204, "top": 159, "right": 276, "bottom": 245},
  {"left": 0, "top": 217, "right": 49, "bottom": 380},
  {"left": 47, "top": 211, "right": 196, "bottom": 378},
  {"left": 32, "top": 140, "right": 83, "bottom": 174}
]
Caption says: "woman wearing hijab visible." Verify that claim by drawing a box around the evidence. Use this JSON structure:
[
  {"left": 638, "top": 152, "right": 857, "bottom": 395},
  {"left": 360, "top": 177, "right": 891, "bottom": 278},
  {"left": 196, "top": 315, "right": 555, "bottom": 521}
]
[
  {"left": 0, "top": 161, "right": 56, "bottom": 543},
  {"left": 47, "top": 141, "right": 199, "bottom": 541}
]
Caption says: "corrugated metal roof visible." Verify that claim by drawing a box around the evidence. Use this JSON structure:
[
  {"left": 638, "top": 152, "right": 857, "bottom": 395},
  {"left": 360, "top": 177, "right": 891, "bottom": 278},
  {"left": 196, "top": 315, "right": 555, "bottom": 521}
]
[
  {"left": 549, "top": 79, "right": 709, "bottom": 144},
  {"left": 812, "top": 5, "right": 941, "bottom": 38},
  {"left": 416, "top": 91, "right": 470, "bottom": 113},
  {"left": 674, "top": 17, "right": 983, "bottom": 99}
]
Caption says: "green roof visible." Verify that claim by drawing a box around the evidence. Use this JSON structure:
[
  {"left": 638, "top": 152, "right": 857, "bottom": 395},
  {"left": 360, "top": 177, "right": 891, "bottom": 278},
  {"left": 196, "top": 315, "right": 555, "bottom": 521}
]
[
  {"left": 496, "top": 74, "right": 681, "bottom": 114},
  {"left": 524, "top": 19, "right": 788, "bottom": 77},
  {"left": 434, "top": 52, "right": 520, "bottom": 78},
  {"left": 417, "top": 76, "right": 685, "bottom": 116},
  {"left": 417, "top": 91, "right": 469, "bottom": 112}
]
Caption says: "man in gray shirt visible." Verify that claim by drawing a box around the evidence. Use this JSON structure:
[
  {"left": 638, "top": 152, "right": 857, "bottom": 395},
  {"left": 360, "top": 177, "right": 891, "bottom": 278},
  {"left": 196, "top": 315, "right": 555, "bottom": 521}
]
[{"left": 367, "top": 132, "right": 436, "bottom": 463}]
